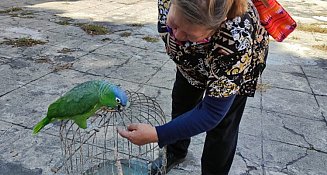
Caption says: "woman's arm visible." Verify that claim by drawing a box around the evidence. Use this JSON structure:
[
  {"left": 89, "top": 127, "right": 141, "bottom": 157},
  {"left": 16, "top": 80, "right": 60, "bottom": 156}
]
[
  {"left": 155, "top": 94, "right": 236, "bottom": 147},
  {"left": 119, "top": 94, "right": 236, "bottom": 147}
]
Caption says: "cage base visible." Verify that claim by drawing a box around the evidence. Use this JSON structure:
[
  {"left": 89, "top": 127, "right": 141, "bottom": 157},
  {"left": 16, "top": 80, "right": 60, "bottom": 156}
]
[{"left": 83, "top": 159, "right": 148, "bottom": 175}]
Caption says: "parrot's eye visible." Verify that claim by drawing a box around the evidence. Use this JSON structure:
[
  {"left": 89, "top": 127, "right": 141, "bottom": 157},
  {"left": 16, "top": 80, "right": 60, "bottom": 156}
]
[{"left": 115, "top": 97, "right": 121, "bottom": 104}]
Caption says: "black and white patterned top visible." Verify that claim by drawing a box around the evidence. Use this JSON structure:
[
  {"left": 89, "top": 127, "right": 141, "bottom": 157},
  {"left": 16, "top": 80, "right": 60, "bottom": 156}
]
[{"left": 158, "top": 0, "right": 269, "bottom": 98}]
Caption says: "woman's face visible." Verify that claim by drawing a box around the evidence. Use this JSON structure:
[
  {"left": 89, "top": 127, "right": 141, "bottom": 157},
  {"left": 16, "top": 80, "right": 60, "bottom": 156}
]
[{"left": 167, "top": 4, "right": 214, "bottom": 42}]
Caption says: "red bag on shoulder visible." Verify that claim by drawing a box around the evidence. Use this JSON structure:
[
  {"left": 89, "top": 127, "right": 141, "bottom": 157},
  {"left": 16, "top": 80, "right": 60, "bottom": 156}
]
[{"left": 252, "top": 0, "right": 297, "bottom": 42}]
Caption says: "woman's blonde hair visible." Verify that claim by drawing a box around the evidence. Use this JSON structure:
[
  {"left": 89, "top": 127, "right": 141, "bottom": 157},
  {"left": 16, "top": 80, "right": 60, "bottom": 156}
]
[{"left": 173, "top": 0, "right": 248, "bottom": 30}]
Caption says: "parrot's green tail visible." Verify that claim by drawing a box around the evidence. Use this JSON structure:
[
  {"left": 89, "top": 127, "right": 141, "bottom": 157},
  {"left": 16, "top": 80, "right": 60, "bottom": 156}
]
[{"left": 33, "top": 117, "right": 51, "bottom": 134}]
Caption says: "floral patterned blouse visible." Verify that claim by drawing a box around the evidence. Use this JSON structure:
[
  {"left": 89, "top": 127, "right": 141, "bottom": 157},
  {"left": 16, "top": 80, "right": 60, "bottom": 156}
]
[{"left": 157, "top": 0, "right": 269, "bottom": 98}]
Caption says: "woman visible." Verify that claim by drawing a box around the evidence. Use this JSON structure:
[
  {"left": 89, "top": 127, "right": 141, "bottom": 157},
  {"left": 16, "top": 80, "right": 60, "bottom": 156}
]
[{"left": 119, "top": 0, "right": 269, "bottom": 174}]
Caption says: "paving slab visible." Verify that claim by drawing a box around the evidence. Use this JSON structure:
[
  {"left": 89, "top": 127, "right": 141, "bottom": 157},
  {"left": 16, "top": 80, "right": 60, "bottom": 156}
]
[
  {"left": 0, "top": 59, "right": 51, "bottom": 97},
  {"left": 230, "top": 134, "right": 263, "bottom": 175},
  {"left": 110, "top": 26, "right": 165, "bottom": 53},
  {"left": 137, "top": 84, "right": 173, "bottom": 118},
  {"left": 47, "top": 24, "right": 86, "bottom": 37},
  {"left": 1, "top": 17, "right": 59, "bottom": 32},
  {"left": 302, "top": 65, "right": 327, "bottom": 80},
  {"left": 263, "top": 111, "right": 327, "bottom": 153},
  {"left": 316, "top": 96, "right": 327, "bottom": 115},
  {"left": 0, "top": 45, "right": 23, "bottom": 59},
  {"left": 262, "top": 87, "right": 321, "bottom": 120},
  {"left": 0, "top": 121, "right": 61, "bottom": 175},
  {"left": 21, "top": 44, "right": 89, "bottom": 63},
  {"left": 239, "top": 107, "right": 263, "bottom": 137},
  {"left": 73, "top": 52, "right": 131, "bottom": 76},
  {"left": 267, "top": 41, "right": 326, "bottom": 66},
  {"left": 92, "top": 43, "right": 167, "bottom": 84},
  {"left": 263, "top": 140, "right": 327, "bottom": 175},
  {"left": 307, "top": 76, "right": 327, "bottom": 96},
  {"left": 243, "top": 90, "right": 262, "bottom": 109},
  {"left": 146, "top": 59, "right": 176, "bottom": 89},
  {"left": 0, "top": 23, "right": 45, "bottom": 41},
  {"left": 167, "top": 133, "right": 205, "bottom": 175},
  {"left": 262, "top": 66, "right": 311, "bottom": 92}
]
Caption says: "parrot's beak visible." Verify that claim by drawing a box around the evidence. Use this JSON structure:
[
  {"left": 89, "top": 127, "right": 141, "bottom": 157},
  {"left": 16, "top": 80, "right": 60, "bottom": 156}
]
[
  {"left": 117, "top": 104, "right": 124, "bottom": 112},
  {"left": 116, "top": 105, "right": 121, "bottom": 111},
  {"left": 117, "top": 101, "right": 130, "bottom": 112}
]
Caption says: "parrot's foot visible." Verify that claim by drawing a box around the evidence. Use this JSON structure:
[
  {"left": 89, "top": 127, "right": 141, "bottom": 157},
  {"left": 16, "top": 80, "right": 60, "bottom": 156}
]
[
  {"left": 101, "top": 106, "right": 118, "bottom": 113},
  {"left": 105, "top": 109, "right": 118, "bottom": 112}
]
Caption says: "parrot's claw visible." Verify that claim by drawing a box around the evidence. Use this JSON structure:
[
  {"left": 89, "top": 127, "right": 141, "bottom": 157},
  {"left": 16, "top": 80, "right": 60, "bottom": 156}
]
[
  {"left": 106, "top": 109, "right": 117, "bottom": 112},
  {"left": 101, "top": 107, "right": 118, "bottom": 113}
]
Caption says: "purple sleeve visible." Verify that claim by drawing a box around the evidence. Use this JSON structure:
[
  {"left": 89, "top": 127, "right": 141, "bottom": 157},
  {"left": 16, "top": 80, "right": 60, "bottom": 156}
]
[{"left": 155, "top": 94, "right": 236, "bottom": 148}]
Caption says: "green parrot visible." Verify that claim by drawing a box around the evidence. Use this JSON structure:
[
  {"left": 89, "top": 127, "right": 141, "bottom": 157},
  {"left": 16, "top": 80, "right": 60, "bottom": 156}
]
[{"left": 33, "top": 80, "right": 128, "bottom": 134}]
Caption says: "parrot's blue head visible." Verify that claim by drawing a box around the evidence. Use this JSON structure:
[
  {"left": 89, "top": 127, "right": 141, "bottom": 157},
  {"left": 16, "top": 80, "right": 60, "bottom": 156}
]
[
  {"left": 112, "top": 85, "right": 128, "bottom": 111},
  {"left": 99, "top": 81, "right": 129, "bottom": 111}
]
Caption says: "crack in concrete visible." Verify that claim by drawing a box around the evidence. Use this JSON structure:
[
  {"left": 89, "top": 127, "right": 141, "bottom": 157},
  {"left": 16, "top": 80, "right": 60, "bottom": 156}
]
[
  {"left": 70, "top": 68, "right": 102, "bottom": 77},
  {"left": 272, "top": 85, "right": 323, "bottom": 96},
  {"left": 85, "top": 40, "right": 117, "bottom": 55},
  {"left": 113, "top": 56, "right": 132, "bottom": 70},
  {"left": 69, "top": 68, "right": 172, "bottom": 91},
  {"left": 0, "top": 118, "right": 60, "bottom": 139},
  {"left": 316, "top": 94, "right": 327, "bottom": 97},
  {"left": 236, "top": 151, "right": 259, "bottom": 174},
  {"left": 299, "top": 66, "right": 326, "bottom": 126},
  {"left": 137, "top": 59, "right": 170, "bottom": 92},
  {"left": 174, "top": 165, "right": 201, "bottom": 172},
  {"left": 258, "top": 81, "right": 326, "bottom": 97},
  {"left": 287, "top": 71, "right": 306, "bottom": 78},
  {"left": 0, "top": 119, "right": 32, "bottom": 130},
  {"left": 118, "top": 42, "right": 149, "bottom": 51},
  {"left": 0, "top": 72, "right": 52, "bottom": 98},
  {"left": 111, "top": 28, "right": 132, "bottom": 33},
  {"left": 240, "top": 132, "right": 326, "bottom": 154},
  {"left": 247, "top": 106, "right": 322, "bottom": 122},
  {"left": 259, "top": 77, "right": 266, "bottom": 175},
  {"left": 281, "top": 121, "right": 315, "bottom": 150},
  {"left": 0, "top": 128, "right": 9, "bottom": 137},
  {"left": 281, "top": 149, "right": 308, "bottom": 173},
  {"left": 269, "top": 138, "right": 327, "bottom": 154},
  {"left": 322, "top": 111, "right": 327, "bottom": 127}
]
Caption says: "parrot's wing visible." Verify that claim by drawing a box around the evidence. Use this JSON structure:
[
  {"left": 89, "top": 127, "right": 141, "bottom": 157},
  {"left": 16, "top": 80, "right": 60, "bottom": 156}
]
[{"left": 47, "top": 81, "right": 100, "bottom": 119}]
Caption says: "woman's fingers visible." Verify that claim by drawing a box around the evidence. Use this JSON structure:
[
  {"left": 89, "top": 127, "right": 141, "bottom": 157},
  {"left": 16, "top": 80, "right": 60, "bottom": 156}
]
[
  {"left": 117, "top": 123, "right": 158, "bottom": 146},
  {"left": 127, "top": 123, "right": 139, "bottom": 131}
]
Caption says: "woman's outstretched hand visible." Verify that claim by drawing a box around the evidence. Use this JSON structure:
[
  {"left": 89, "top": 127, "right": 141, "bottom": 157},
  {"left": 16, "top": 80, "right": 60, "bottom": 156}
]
[{"left": 118, "top": 123, "right": 159, "bottom": 146}]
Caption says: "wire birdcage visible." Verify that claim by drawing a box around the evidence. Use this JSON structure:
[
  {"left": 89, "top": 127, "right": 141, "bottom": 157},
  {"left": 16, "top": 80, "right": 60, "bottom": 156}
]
[{"left": 52, "top": 91, "right": 167, "bottom": 175}]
